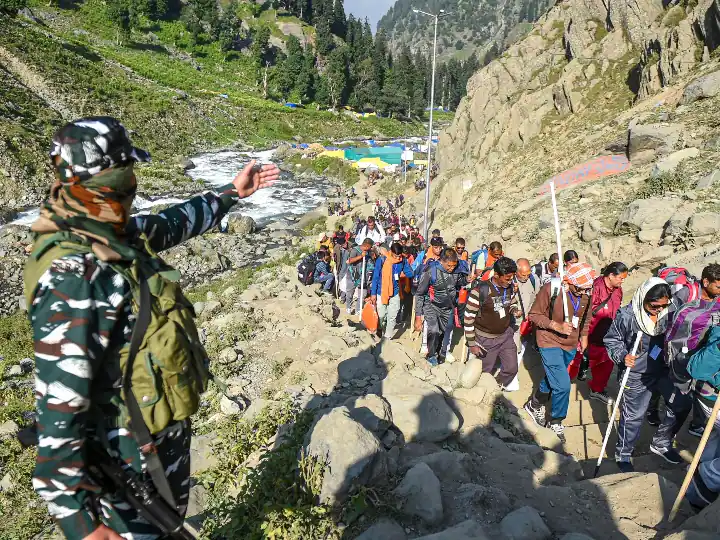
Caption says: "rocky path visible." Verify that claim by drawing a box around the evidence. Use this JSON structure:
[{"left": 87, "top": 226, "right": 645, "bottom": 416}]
[{"left": 188, "top": 264, "right": 720, "bottom": 539}]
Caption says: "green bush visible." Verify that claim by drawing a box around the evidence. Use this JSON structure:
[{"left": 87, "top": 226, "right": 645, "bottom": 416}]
[
  {"left": 635, "top": 171, "right": 691, "bottom": 199},
  {"left": 0, "top": 0, "right": 27, "bottom": 15}
]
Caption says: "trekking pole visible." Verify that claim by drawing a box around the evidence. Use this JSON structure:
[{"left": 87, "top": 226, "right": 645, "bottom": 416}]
[
  {"left": 358, "top": 257, "right": 367, "bottom": 323},
  {"left": 550, "top": 180, "right": 569, "bottom": 322},
  {"left": 594, "top": 330, "right": 643, "bottom": 478},
  {"left": 669, "top": 391, "right": 720, "bottom": 521}
]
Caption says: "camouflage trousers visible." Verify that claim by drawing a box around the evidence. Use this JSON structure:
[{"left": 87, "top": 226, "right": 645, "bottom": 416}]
[{"left": 91, "top": 420, "right": 191, "bottom": 540}]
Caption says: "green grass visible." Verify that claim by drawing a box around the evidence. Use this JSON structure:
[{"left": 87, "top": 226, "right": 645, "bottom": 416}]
[
  {"left": 634, "top": 171, "right": 692, "bottom": 199},
  {"left": 0, "top": 314, "right": 51, "bottom": 540}
]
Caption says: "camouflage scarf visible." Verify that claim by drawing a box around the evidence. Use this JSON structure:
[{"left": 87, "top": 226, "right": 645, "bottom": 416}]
[{"left": 31, "top": 117, "right": 150, "bottom": 260}]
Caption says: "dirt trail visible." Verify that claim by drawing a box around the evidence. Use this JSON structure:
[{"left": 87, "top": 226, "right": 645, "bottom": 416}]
[{"left": 0, "top": 45, "right": 76, "bottom": 120}]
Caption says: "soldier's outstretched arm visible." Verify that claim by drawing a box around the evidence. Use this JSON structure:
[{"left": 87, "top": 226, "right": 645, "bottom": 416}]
[
  {"left": 30, "top": 255, "right": 124, "bottom": 538},
  {"left": 129, "top": 160, "right": 280, "bottom": 253}
]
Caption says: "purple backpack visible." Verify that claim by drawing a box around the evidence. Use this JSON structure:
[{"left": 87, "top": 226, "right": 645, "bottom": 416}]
[{"left": 665, "top": 298, "right": 720, "bottom": 391}]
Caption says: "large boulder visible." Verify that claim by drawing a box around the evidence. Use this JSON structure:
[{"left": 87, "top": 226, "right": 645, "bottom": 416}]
[
  {"left": 652, "top": 148, "right": 700, "bottom": 177},
  {"left": 369, "top": 371, "right": 460, "bottom": 443},
  {"left": 681, "top": 69, "right": 720, "bottom": 105},
  {"left": 190, "top": 434, "right": 218, "bottom": 475},
  {"left": 355, "top": 518, "right": 407, "bottom": 540},
  {"left": 415, "top": 519, "right": 490, "bottom": 540},
  {"left": 226, "top": 214, "right": 256, "bottom": 236},
  {"left": 627, "top": 123, "right": 682, "bottom": 160},
  {"left": 615, "top": 198, "right": 680, "bottom": 234},
  {"left": 343, "top": 394, "right": 393, "bottom": 435},
  {"left": 393, "top": 462, "right": 444, "bottom": 525},
  {"left": 688, "top": 213, "right": 720, "bottom": 237},
  {"left": 304, "top": 406, "right": 382, "bottom": 504},
  {"left": 500, "top": 506, "right": 552, "bottom": 540}
]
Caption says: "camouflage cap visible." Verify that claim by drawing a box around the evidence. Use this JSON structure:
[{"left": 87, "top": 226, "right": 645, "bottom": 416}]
[{"left": 50, "top": 116, "right": 150, "bottom": 181}]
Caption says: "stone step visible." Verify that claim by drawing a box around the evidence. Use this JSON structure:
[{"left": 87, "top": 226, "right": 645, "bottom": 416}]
[{"left": 564, "top": 398, "right": 611, "bottom": 427}]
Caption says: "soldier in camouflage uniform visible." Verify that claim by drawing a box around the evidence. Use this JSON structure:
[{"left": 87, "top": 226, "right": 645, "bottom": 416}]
[{"left": 24, "top": 117, "right": 279, "bottom": 540}]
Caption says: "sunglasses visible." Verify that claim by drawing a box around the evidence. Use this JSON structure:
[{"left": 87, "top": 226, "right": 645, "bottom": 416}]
[{"left": 647, "top": 302, "right": 670, "bottom": 311}]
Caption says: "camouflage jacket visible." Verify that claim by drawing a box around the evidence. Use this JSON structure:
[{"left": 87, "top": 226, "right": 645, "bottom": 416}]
[{"left": 29, "top": 184, "right": 238, "bottom": 537}]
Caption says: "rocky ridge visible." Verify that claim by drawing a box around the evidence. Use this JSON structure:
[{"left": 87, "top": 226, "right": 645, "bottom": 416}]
[{"left": 427, "top": 0, "right": 720, "bottom": 287}]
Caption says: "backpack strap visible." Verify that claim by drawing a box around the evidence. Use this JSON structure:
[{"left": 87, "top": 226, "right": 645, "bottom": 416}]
[
  {"left": 123, "top": 274, "right": 179, "bottom": 510},
  {"left": 548, "top": 278, "right": 562, "bottom": 321},
  {"left": 592, "top": 294, "right": 612, "bottom": 317}
]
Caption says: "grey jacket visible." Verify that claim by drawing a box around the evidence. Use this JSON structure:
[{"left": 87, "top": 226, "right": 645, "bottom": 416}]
[
  {"left": 603, "top": 304, "right": 668, "bottom": 375},
  {"left": 415, "top": 263, "right": 466, "bottom": 316}
]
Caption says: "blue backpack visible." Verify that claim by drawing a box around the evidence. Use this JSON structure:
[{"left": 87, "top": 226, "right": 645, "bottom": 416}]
[
  {"left": 470, "top": 248, "right": 488, "bottom": 267},
  {"left": 687, "top": 325, "right": 720, "bottom": 390}
]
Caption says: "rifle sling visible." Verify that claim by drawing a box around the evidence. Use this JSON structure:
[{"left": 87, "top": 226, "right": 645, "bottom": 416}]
[{"left": 123, "top": 275, "right": 179, "bottom": 511}]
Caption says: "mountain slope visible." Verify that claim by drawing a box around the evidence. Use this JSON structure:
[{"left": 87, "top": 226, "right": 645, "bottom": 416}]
[
  {"left": 377, "top": 0, "right": 555, "bottom": 60},
  {"left": 422, "top": 0, "right": 720, "bottom": 290},
  {"left": 0, "top": 2, "right": 419, "bottom": 220}
]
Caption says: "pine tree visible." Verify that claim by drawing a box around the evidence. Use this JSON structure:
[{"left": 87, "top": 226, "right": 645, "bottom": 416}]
[
  {"left": 275, "top": 35, "right": 305, "bottom": 100},
  {"left": 315, "top": 16, "right": 334, "bottom": 57},
  {"left": 107, "top": 0, "right": 133, "bottom": 45},
  {"left": 250, "top": 26, "right": 272, "bottom": 86},
  {"left": 378, "top": 67, "right": 408, "bottom": 118},
  {"left": 216, "top": 0, "right": 242, "bottom": 59},
  {"left": 296, "top": 47, "right": 316, "bottom": 103},
  {"left": 331, "top": 0, "right": 347, "bottom": 39},
  {"left": 0, "top": 0, "right": 27, "bottom": 16},
  {"left": 321, "top": 45, "right": 349, "bottom": 109},
  {"left": 360, "top": 19, "right": 373, "bottom": 60},
  {"left": 371, "top": 30, "right": 389, "bottom": 98}
]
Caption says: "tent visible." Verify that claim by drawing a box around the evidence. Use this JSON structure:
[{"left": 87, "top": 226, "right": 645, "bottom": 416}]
[
  {"left": 353, "top": 158, "right": 392, "bottom": 170},
  {"left": 344, "top": 146, "right": 403, "bottom": 165},
  {"left": 318, "top": 149, "right": 345, "bottom": 159}
]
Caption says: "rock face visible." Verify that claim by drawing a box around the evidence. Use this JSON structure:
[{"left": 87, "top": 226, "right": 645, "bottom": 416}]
[
  {"left": 414, "top": 519, "right": 491, "bottom": 540},
  {"left": 500, "top": 506, "right": 552, "bottom": 540},
  {"left": 681, "top": 68, "right": 720, "bottom": 104},
  {"left": 370, "top": 371, "right": 460, "bottom": 443},
  {"left": 393, "top": 462, "right": 444, "bottom": 525},
  {"left": 355, "top": 518, "right": 407, "bottom": 540},
  {"left": 628, "top": 124, "right": 683, "bottom": 161},
  {"left": 304, "top": 406, "right": 382, "bottom": 504},
  {"left": 615, "top": 198, "right": 680, "bottom": 234}
]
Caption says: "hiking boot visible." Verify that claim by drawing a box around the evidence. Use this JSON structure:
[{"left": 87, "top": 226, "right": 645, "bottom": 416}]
[
  {"left": 445, "top": 351, "right": 456, "bottom": 364},
  {"left": 545, "top": 421, "right": 566, "bottom": 442},
  {"left": 426, "top": 355, "right": 439, "bottom": 367},
  {"left": 616, "top": 461, "right": 635, "bottom": 473},
  {"left": 688, "top": 424, "right": 704, "bottom": 438},
  {"left": 523, "top": 400, "right": 546, "bottom": 428},
  {"left": 646, "top": 408, "right": 661, "bottom": 427},
  {"left": 649, "top": 444, "right": 683, "bottom": 465},
  {"left": 589, "top": 390, "right": 613, "bottom": 405}
]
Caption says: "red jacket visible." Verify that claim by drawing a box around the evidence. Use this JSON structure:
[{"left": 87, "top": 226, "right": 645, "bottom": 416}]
[{"left": 588, "top": 276, "right": 623, "bottom": 345}]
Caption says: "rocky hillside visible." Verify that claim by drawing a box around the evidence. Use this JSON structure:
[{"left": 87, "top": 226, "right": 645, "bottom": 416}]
[
  {"left": 0, "top": 3, "right": 417, "bottom": 221},
  {"left": 377, "top": 0, "right": 555, "bottom": 61},
  {"left": 428, "top": 0, "right": 720, "bottom": 285}
]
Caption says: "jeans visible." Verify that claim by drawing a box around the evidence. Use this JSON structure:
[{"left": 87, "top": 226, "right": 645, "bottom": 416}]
[
  {"left": 536, "top": 347, "right": 577, "bottom": 421},
  {"left": 316, "top": 273, "right": 335, "bottom": 291},
  {"left": 476, "top": 326, "right": 518, "bottom": 387},
  {"left": 687, "top": 398, "right": 720, "bottom": 509},
  {"left": 615, "top": 371, "right": 674, "bottom": 462},
  {"left": 378, "top": 294, "right": 402, "bottom": 339}
]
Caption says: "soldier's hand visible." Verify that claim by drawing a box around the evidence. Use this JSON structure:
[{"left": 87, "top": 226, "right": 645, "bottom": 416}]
[
  {"left": 83, "top": 524, "right": 124, "bottom": 540},
  {"left": 232, "top": 160, "right": 280, "bottom": 198}
]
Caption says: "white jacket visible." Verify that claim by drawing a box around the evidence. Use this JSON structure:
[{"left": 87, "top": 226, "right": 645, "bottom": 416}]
[{"left": 355, "top": 222, "right": 386, "bottom": 245}]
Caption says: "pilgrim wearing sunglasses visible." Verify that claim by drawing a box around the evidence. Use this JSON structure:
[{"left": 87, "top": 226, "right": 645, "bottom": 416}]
[{"left": 603, "top": 278, "right": 679, "bottom": 473}]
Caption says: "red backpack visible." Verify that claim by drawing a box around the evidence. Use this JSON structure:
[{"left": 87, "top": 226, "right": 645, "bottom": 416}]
[{"left": 658, "top": 266, "right": 701, "bottom": 302}]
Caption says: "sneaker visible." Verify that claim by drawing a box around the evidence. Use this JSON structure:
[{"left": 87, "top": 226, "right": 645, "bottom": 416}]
[
  {"left": 445, "top": 351, "right": 456, "bottom": 364},
  {"left": 427, "top": 355, "right": 439, "bottom": 367},
  {"left": 545, "top": 421, "right": 566, "bottom": 442},
  {"left": 688, "top": 424, "right": 704, "bottom": 438},
  {"left": 589, "top": 390, "right": 613, "bottom": 405},
  {"left": 523, "top": 400, "right": 546, "bottom": 428},
  {"left": 649, "top": 444, "right": 683, "bottom": 464},
  {"left": 616, "top": 461, "right": 635, "bottom": 473},
  {"left": 420, "top": 345, "right": 429, "bottom": 355},
  {"left": 346, "top": 307, "right": 355, "bottom": 315},
  {"left": 646, "top": 409, "right": 661, "bottom": 427}
]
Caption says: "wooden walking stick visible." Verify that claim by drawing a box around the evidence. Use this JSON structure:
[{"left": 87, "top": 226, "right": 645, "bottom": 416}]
[
  {"left": 669, "top": 392, "right": 720, "bottom": 521},
  {"left": 594, "top": 331, "right": 643, "bottom": 478}
]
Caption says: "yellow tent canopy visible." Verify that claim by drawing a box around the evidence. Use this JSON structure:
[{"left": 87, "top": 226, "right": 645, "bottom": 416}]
[
  {"left": 318, "top": 150, "right": 345, "bottom": 159},
  {"left": 353, "top": 157, "right": 391, "bottom": 170},
  {"left": 414, "top": 159, "right": 429, "bottom": 166}
]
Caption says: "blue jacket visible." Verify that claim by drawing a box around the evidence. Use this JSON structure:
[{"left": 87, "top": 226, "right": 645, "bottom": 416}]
[
  {"left": 604, "top": 304, "right": 668, "bottom": 374},
  {"left": 314, "top": 260, "right": 332, "bottom": 281},
  {"left": 371, "top": 256, "right": 414, "bottom": 299}
]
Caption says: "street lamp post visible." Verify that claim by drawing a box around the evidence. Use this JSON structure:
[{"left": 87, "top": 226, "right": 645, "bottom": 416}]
[{"left": 413, "top": 7, "right": 450, "bottom": 242}]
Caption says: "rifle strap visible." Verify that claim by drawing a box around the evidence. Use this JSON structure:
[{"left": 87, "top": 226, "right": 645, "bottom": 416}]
[
  {"left": 576, "top": 295, "right": 592, "bottom": 343},
  {"left": 123, "top": 275, "right": 179, "bottom": 511},
  {"left": 592, "top": 295, "right": 612, "bottom": 317}
]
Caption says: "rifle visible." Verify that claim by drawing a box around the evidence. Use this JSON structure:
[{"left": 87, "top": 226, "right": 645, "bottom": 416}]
[{"left": 18, "top": 426, "right": 198, "bottom": 539}]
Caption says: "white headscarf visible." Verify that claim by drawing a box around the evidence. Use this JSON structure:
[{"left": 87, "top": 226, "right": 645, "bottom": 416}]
[{"left": 631, "top": 277, "right": 670, "bottom": 336}]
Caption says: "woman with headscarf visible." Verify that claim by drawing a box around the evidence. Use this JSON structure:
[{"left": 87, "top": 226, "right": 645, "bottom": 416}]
[
  {"left": 604, "top": 278, "right": 682, "bottom": 472},
  {"left": 523, "top": 262, "right": 596, "bottom": 441},
  {"left": 24, "top": 117, "right": 279, "bottom": 540}
]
